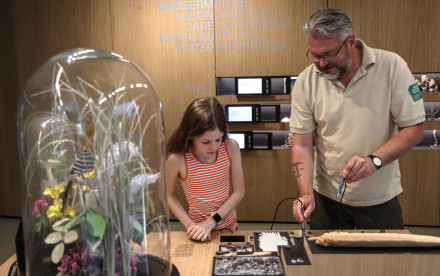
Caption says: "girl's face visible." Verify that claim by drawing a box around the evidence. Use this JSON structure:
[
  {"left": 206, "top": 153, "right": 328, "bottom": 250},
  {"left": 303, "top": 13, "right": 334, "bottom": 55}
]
[{"left": 191, "top": 128, "right": 224, "bottom": 162}]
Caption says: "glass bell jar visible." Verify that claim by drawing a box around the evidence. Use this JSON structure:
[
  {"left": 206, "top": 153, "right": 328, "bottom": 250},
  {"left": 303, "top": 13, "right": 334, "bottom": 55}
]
[{"left": 17, "top": 48, "right": 173, "bottom": 275}]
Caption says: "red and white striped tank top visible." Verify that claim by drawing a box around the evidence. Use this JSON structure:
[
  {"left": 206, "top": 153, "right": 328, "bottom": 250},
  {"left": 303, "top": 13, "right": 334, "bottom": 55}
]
[{"left": 180, "top": 142, "right": 237, "bottom": 231}]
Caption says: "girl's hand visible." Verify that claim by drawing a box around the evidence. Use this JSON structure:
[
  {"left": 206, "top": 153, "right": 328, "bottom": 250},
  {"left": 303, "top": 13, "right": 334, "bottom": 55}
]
[{"left": 186, "top": 218, "right": 216, "bottom": 242}]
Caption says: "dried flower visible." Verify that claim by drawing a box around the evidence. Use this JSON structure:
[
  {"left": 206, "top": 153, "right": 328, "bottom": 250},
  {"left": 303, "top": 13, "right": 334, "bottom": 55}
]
[
  {"left": 44, "top": 184, "right": 65, "bottom": 199},
  {"left": 46, "top": 198, "right": 76, "bottom": 219},
  {"left": 33, "top": 199, "right": 48, "bottom": 216},
  {"left": 56, "top": 247, "right": 138, "bottom": 275},
  {"left": 45, "top": 229, "right": 79, "bottom": 263}
]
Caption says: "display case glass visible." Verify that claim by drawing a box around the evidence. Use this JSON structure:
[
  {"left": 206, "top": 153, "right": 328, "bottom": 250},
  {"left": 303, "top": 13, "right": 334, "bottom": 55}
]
[{"left": 17, "top": 48, "right": 172, "bottom": 275}]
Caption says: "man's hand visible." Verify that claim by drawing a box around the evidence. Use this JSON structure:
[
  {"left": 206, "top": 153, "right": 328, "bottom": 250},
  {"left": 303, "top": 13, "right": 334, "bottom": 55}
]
[
  {"left": 340, "top": 156, "right": 376, "bottom": 183},
  {"left": 293, "top": 194, "right": 315, "bottom": 223}
]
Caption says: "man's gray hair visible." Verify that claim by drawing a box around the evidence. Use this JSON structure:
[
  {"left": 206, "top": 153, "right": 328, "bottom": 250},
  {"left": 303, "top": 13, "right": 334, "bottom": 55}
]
[{"left": 303, "top": 8, "right": 354, "bottom": 42}]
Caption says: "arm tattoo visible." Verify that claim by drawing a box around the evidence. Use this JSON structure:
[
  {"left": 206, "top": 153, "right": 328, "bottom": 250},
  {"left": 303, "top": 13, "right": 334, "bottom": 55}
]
[{"left": 291, "top": 162, "right": 304, "bottom": 177}]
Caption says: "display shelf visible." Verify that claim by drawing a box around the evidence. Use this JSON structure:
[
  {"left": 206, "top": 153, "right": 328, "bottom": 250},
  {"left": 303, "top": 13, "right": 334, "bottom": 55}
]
[
  {"left": 424, "top": 102, "right": 440, "bottom": 121},
  {"left": 414, "top": 72, "right": 440, "bottom": 94},
  {"left": 225, "top": 104, "right": 291, "bottom": 123},
  {"left": 415, "top": 130, "right": 440, "bottom": 150},
  {"left": 227, "top": 129, "right": 440, "bottom": 151},
  {"left": 216, "top": 76, "right": 295, "bottom": 96},
  {"left": 223, "top": 74, "right": 440, "bottom": 151}
]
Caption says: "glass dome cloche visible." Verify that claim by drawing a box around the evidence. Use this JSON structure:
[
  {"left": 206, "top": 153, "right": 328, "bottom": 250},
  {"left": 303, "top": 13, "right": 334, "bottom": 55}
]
[{"left": 16, "top": 48, "right": 174, "bottom": 275}]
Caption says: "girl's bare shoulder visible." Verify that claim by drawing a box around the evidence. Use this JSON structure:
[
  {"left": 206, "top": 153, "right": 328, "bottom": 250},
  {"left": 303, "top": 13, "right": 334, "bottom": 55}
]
[
  {"left": 225, "top": 138, "right": 240, "bottom": 154},
  {"left": 167, "top": 152, "right": 185, "bottom": 165}
]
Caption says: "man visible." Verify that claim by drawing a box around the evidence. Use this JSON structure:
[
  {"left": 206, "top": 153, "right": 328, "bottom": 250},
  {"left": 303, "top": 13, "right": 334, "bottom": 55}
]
[{"left": 290, "top": 8, "right": 425, "bottom": 230}]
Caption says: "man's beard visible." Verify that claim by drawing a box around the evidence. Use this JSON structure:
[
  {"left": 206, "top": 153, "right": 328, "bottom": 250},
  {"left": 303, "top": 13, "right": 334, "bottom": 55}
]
[{"left": 318, "top": 53, "right": 352, "bottom": 80}]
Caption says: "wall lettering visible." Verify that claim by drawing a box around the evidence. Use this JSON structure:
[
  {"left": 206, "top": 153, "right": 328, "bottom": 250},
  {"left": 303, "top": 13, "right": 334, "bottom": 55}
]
[{"left": 157, "top": 0, "right": 291, "bottom": 53}]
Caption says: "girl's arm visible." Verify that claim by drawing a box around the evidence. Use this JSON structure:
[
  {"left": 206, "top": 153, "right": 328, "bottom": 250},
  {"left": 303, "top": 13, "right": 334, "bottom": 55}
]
[
  {"left": 213, "top": 138, "right": 245, "bottom": 220},
  {"left": 166, "top": 153, "right": 195, "bottom": 231}
]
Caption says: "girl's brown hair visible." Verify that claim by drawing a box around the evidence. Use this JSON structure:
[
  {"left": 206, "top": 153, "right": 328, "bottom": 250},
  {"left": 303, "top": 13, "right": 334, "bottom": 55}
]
[{"left": 166, "top": 97, "right": 228, "bottom": 156}]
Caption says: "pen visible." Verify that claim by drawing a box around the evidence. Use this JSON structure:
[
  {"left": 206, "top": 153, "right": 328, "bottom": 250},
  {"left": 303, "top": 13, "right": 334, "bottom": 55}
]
[
  {"left": 336, "top": 177, "right": 346, "bottom": 198},
  {"left": 301, "top": 206, "right": 306, "bottom": 237}
]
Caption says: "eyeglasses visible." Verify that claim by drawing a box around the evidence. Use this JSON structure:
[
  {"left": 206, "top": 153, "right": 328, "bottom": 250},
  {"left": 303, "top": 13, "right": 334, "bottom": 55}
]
[{"left": 306, "top": 37, "right": 349, "bottom": 62}]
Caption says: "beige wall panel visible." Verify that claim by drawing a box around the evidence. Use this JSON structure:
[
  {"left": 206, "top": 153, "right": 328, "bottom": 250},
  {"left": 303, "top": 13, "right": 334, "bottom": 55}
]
[
  {"left": 13, "top": 0, "right": 113, "bottom": 88},
  {"left": 236, "top": 150, "right": 298, "bottom": 222},
  {"left": 329, "top": 0, "right": 440, "bottom": 72},
  {"left": 399, "top": 151, "right": 440, "bottom": 225},
  {"left": 110, "top": 1, "right": 216, "bottom": 140},
  {"left": 215, "top": 0, "right": 327, "bottom": 76}
]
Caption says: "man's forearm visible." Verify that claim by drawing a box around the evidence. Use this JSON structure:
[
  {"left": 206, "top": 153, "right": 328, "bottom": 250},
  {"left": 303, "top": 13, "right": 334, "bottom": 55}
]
[
  {"left": 291, "top": 133, "right": 314, "bottom": 196},
  {"left": 372, "top": 123, "right": 424, "bottom": 166}
]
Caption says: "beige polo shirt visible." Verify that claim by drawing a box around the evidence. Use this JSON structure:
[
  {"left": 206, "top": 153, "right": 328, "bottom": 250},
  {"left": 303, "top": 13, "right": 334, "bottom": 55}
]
[{"left": 290, "top": 39, "right": 425, "bottom": 206}]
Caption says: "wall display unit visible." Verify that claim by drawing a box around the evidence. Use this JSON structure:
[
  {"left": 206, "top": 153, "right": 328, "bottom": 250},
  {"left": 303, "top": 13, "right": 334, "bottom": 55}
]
[
  {"left": 236, "top": 77, "right": 266, "bottom": 95},
  {"left": 226, "top": 105, "right": 259, "bottom": 123},
  {"left": 225, "top": 104, "right": 290, "bottom": 123},
  {"left": 228, "top": 132, "right": 252, "bottom": 150},
  {"left": 228, "top": 131, "right": 297, "bottom": 150},
  {"left": 413, "top": 73, "right": 440, "bottom": 93},
  {"left": 279, "top": 104, "right": 291, "bottom": 123},
  {"left": 253, "top": 132, "right": 272, "bottom": 150},
  {"left": 260, "top": 105, "right": 280, "bottom": 122},
  {"left": 271, "top": 77, "right": 292, "bottom": 95},
  {"left": 416, "top": 130, "right": 440, "bottom": 149},
  {"left": 228, "top": 132, "right": 272, "bottom": 150},
  {"left": 424, "top": 102, "right": 440, "bottom": 121},
  {"left": 216, "top": 76, "right": 292, "bottom": 96},
  {"left": 290, "top": 76, "right": 298, "bottom": 93},
  {"left": 225, "top": 104, "right": 282, "bottom": 123},
  {"left": 216, "top": 77, "right": 236, "bottom": 96}
]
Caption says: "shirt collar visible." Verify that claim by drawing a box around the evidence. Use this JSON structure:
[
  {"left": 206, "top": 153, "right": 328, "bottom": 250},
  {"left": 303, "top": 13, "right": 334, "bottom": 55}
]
[{"left": 357, "top": 39, "right": 375, "bottom": 69}]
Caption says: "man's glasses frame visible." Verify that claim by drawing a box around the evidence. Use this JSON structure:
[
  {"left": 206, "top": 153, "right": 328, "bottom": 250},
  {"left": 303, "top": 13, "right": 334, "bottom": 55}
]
[{"left": 306, "top": 37, "right": 349, "bottom": 62}]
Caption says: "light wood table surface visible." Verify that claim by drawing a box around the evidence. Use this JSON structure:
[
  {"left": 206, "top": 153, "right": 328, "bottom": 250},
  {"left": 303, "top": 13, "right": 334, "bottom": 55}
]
[
  {"left": 2, "top": 230, "right": 440, "bottom": 276},
  {"left": 170, "top": 229, "right": 440, "bottom": 276}
]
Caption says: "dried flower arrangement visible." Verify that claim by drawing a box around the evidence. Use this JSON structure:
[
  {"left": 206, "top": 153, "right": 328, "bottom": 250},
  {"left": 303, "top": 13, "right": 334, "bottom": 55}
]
[{"left": 17, "top": 49, "right": 171, "bottom": 275}]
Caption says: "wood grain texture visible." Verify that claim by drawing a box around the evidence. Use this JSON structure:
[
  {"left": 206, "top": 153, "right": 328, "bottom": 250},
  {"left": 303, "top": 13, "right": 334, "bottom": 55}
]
[
  {"left": 13, "top": 0, "right": 113, "bottom": 88},
  {"left": 399, "top": 150, "right": 440, "bottom": 225},
  {"left": 329, "top": 0, "right": 440, "bottom": 73},
  {"left": 215, "top": 0, "right": 327, "bottom": 76},
  {"left": 110, "top": 0, "right": 216, "bottom": 140}
]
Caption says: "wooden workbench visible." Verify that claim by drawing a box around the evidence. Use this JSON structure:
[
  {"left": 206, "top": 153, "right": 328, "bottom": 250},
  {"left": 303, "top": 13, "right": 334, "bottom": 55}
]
[{"left": 2, "top": 230, "right": 440, "bottom": 276}]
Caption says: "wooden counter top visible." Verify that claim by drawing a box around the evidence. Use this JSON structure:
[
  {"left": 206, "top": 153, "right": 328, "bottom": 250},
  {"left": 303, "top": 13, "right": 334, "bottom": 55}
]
[{"left": 2, "top": 230, "right": 439, "bottom": 276}]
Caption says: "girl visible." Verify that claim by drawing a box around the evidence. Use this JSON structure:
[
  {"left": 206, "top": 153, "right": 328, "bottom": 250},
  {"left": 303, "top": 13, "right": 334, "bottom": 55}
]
[{"left": 166, "top": 97, "right": 245, "bottom": 242}]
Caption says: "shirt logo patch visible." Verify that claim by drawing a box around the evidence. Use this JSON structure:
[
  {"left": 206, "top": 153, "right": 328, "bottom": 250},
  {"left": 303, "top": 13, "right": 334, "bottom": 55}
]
[{"left": 409, "top": 83, "right": 423, "bottom": 102}]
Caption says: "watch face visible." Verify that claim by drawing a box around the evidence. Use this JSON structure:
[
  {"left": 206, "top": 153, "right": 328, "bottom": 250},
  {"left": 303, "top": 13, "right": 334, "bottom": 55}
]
[{"left": 373, "top": 157, "right": 382, "bottom": 166}]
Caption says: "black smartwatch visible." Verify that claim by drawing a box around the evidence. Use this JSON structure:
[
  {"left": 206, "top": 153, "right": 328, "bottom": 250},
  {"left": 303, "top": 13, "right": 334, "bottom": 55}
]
[
  {"left": 211, "top": 213, "right": 222, "bottom": 224},
  {"left": 368, "top": 155, "right": 382, "bottom": 170}
]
